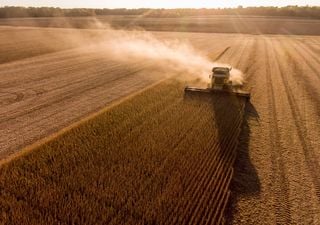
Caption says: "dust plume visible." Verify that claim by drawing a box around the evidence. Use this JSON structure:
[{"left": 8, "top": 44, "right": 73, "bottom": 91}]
[
  {"left": 94, "top": 26, "right": 244, "bottom": 85},
  {"left": 99, "top": 30, "right": 211, "bottom": 79},
  {"left": 211, "top": 62, "right": 244, "bottom": 86},
  {"left": 229, "top": 68, "right": 244, "bottom": 86}
]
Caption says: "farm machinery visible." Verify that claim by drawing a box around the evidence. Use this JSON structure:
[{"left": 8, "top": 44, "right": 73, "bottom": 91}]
[{"left": 184, "top": 67, "right": 250, "bottom": 100}]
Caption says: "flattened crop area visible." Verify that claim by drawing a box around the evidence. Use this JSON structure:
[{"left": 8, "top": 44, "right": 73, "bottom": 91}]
[{"left": 0, "top": 81, "right": 246, "bottom": 224}]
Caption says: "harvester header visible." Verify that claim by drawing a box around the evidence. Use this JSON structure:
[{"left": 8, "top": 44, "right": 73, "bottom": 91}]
[{"left": 185, "top": 66, "right": 250, "bottom": 100}]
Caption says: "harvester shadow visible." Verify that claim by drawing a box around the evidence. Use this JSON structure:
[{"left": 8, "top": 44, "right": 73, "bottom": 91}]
[
  {"left": 224, "top": 100, "right": 261, "bottom": 224},
  {"left": 229, "top": 100, "right": 260, "bottom": 194},
  {"left": 209, "top": 94, "right": 260, "bottom": 195},
  {"left": 184, "top": 91, "right": 260, "bottom": 223}
]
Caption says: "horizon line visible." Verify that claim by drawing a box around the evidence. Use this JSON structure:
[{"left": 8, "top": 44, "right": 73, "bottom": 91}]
[{"left": 1, "top": 5, "right": 319, "bottom": 10}]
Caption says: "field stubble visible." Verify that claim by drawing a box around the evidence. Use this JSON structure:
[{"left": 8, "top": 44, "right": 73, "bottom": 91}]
[
  {"left": 0, "top": 26, "right": 238, "bottom": 158},
  {"left": 1, "top": 15, "right": 320, "bottom": 35},
  {"left": 226, "top": 35, "right": 320, "bottom": 224}
]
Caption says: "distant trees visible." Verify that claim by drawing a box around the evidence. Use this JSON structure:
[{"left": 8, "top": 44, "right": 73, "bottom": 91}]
[
  {"left": 0, "top": 6, "right": 319, "bottom": 19},
  {"left": 0, "top": 7, "right": 95, "bottom": 18}
]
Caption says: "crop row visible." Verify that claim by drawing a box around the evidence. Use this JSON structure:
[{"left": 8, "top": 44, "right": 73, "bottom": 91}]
[{"left": 0, "top": 80, "right": 246, "bottom": 224}]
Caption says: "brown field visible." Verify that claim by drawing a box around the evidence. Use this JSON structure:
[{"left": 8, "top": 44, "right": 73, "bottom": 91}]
[
  {"left": 1, "top": 15, "right": 320, "bottom": 35},
  {"left": 0, "top": 26, "right": 238, "bottom": 158},
  {"left": 1, "top": 16, "right": 320, "bottom": 225},
  {"left": 0, "top": 80, "right": 246, "bottom": 224}
]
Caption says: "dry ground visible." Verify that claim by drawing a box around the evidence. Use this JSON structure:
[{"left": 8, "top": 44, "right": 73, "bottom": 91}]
[
  {"left": 0, "top": 26, "right": 237, "bottom": 158},
  {"left": 1, "top": 15, "right": 320, "bottom": 35},
  {"left": 0, "top": 25, "right": 320, "bottom": 224},
  {"left": 225, "top": 35, "right": 320, "bottom": 224}
]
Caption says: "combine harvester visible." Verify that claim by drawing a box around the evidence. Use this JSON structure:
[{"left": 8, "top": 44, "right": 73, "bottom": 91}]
[{"left": 185, "top": 67, "right": 250, "bottom": 100}]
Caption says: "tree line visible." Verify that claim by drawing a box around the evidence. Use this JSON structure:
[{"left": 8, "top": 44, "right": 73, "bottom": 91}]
[{"left": 0, "top": 6, "right": 319, "bottom": 19}]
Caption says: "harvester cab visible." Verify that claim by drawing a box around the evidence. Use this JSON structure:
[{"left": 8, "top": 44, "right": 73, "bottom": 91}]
[
  {"left": 209, "top": 67, "right": 232, "bottom": 90},
  {"left": 184, "top": 66, "right": 250, "bottom": 100}
]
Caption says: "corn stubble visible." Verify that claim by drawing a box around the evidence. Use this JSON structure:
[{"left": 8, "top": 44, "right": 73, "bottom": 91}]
[{"left": 0, "top": 80, "right": 245, "bottom": 225}]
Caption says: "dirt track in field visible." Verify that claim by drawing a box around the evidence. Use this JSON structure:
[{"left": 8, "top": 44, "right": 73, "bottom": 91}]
[{"left": 1, "top": 25, "right": 320, "bottom": 224}]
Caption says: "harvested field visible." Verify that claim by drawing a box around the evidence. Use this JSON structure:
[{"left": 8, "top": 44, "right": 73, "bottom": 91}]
[
  {"left": 0, "top": 26, "right": 239, "bottom": 158},
  {"left": 0, "top": 26, "right": 108, "bottom": 64},
  {"left": 0, "top": 45, "right": 161, "bottom": 158},
  {"left": 1, "top": 15, "right": 320, "bottom": 35},
  {"left": 225, "top": 36, "right": 320, "bottom": 224},
  {"left": 1, "top": 23, "right": 320, "bottom": 224}
]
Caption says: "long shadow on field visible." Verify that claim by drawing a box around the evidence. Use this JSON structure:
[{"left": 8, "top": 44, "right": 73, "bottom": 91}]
[
  {"left": 184, "top": 91, "right": 260, "bottom": 223},
  {"left": 224, "top": 100, "right": 261, "bottom": 224},
  {"left": 210, "top": 95, "right": 261, "bottom": 198}
]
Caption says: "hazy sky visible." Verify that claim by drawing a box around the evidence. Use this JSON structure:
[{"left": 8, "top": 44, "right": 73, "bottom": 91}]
[{"left": 1, "top": 0, "right": 319, "bottom": 8}]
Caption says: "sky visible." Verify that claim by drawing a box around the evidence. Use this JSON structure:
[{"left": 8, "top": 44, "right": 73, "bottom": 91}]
[{"left": 1, "top": 0, "right": 319, "bottom": 8}]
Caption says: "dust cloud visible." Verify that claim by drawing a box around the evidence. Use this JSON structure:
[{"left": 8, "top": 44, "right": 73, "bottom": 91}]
[
  {"left": 229, "top": 69, "right": 244, "bottom": 86},
  {"left": 211, "top": 63, "right": 244, "bottom": 86},
  {"left": 25, "top": 16, "right": 244, "bottom": 86},
  {"left": 90, "top": 23, "right": 245, "bottom": 85},
  {"left": 99, "top": 30, "right": 212, "bottom": 79}
]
